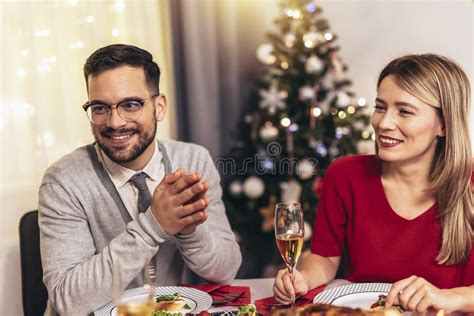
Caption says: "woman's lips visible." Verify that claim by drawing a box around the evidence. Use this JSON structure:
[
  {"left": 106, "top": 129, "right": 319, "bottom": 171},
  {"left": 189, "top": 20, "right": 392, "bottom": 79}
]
[{"left": 379, "top": 135, "right": 403, "bottom": 148}]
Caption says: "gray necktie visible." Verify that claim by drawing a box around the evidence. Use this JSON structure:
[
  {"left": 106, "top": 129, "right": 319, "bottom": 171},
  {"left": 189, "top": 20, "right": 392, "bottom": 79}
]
[{"left": 129, "top": 172, "right": 152, "bottom": 213}]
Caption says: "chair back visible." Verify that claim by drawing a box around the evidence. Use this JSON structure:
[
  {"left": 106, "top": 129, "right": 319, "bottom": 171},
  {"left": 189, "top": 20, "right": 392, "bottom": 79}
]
[{"left": 19, "top": 210, "right": 48, "bottom": 316}]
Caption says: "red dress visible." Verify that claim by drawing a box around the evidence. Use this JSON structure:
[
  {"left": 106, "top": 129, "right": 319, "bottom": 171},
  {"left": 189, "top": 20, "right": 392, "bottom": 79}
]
[{"left": 310, "top": 155, "right": 474, "bottom": 288}]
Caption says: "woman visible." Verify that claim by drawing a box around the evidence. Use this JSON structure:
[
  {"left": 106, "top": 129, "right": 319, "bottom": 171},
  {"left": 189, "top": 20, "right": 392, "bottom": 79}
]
[{"left": 273, "top": 54, "right": 474, "bottom": 313}]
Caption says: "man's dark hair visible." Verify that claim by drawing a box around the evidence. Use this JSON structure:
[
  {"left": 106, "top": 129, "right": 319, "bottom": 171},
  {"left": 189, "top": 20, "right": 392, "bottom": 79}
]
[{"left": 83, "top": 44, "right": 160, "bottom": 94}]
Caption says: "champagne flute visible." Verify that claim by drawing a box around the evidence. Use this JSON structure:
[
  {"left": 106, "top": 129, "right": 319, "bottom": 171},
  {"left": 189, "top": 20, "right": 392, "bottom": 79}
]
[
  {"left": 112, "top": 260, "right": 156, "bottom": 316},
  {"left": 274, "top": 202, "right": 304, "bottom": 306}
]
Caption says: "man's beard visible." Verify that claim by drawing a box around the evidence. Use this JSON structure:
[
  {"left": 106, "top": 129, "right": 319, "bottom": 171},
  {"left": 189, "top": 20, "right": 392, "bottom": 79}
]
[{"left": 95, "top": 119, "right": 157, "bottom": 164}]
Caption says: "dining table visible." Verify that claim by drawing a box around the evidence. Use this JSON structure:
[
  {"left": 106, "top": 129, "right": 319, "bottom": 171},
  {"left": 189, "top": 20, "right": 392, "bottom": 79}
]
[{"left": 208, "top": 278, "right": 350, "bottom": 313}]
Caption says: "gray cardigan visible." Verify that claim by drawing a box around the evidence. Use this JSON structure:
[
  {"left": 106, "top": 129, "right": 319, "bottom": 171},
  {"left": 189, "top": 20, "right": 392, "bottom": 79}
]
[{"left": 38, "top": 139, "right": 241, "bottom": 315}]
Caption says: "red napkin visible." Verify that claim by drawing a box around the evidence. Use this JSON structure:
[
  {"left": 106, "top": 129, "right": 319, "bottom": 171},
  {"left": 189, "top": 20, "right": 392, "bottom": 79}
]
[
  {"left": 254, "top": 285, "right": 326, "bottom": 315},
  {"left": 181, "top": 284, "right": 251, "bottom": 306}
]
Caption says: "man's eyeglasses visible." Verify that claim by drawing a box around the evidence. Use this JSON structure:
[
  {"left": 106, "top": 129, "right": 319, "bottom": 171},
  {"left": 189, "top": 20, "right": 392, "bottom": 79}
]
[{"left": 82, "top": 94, "right": 160, "bottom": 124}]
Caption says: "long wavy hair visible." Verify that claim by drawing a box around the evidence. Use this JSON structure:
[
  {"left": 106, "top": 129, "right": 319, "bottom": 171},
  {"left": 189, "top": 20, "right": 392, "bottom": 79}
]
[{"left": 377, "top": 54, "right": 473, "bottom": 264}]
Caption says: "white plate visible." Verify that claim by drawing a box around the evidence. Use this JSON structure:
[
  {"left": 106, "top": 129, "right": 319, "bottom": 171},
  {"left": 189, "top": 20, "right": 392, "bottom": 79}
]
[
  {"left": 331, "top": 291, "right": 387, "bottom": 308},
  {"left": 313, "top": 282, "right": 391, "bottom": 306},
  {"left": 95, "top": 286, "right": 212, "bottom": 315}
]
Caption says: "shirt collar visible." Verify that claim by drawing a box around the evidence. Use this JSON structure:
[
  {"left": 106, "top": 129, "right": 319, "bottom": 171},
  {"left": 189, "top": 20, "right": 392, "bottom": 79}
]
[{"left": 96, "top": 139, "right": 163, "bottom": 188}]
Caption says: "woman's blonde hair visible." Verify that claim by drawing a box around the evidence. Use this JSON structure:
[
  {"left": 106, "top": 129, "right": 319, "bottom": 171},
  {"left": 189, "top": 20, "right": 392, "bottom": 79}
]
[{"left": 377, "top": 54, "right": 473, "bottom": 265}]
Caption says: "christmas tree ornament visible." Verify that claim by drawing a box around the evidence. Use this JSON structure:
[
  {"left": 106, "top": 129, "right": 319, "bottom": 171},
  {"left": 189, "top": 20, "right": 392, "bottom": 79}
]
[
  {"left": 243, "top": 176, "right": 265, "bottom": 199},
  {"left": 353, "top": 120, "right": 366, "bottom": 131},
  {"left": 259, "top": 82, "right": 288, "bottom": 114},
  {"left": 259, "top": 121, "right": 279, "bottom": 142},
  {"left": 335, "top": 127, "right": 344, "bottom": 139},
  {"left": 330, "top": 51, "right": 345, "bottom": 80},
  {"left": 259, "top": 195, "right": 277, "bottom": 232},
  {"left": 303, "top": 221, "right": 313, "bottom": 241},
  {"left": 288, "top": 123, "right": 299, "bottom": 132},
  {"left": 296, "top": 159, "right": 316, "bottom": 180},
  {"left": 283, "top": 33, "right": 296, "bottom": 48},
  {"left": 329, "top": 143, "right": 340, "bottom": 158},
  {"left": 305, "top": 54, "right": 324, "bottom": 73},
  {"left": 281, "top": 179, "right": 302, "bottom": 203},
  {"left": 299, "top": 85, "right": 315, "bottom": 101},
  {"left": 314, "top": 141, "right": 328, "bottom": 157},
  {"left": 336, "top": 91, "right": 351, "bottom": 107},
  {"left": 228, "top": 180, "right": 243, "bottom": 197},
  {"left": 256, "top": 43, "right": 276, "bottom": 65},
  {"left": 305, "top": 1, "right": 317, "bottom": 13}
]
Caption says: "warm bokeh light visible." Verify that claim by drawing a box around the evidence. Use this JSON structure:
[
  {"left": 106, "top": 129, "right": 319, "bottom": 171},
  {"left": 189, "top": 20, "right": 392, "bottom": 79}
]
[{"left": 280, "top": 117, "right": 291, "bottom": 127}]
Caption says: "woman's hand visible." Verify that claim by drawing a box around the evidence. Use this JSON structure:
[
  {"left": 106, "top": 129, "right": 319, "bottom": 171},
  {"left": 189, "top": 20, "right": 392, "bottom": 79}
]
[
  {"left": 273, "top": 268, "right": 309, "bottom": 304},
  {"left": 385, "top": 275, "right": 467, "bottom": 313}
]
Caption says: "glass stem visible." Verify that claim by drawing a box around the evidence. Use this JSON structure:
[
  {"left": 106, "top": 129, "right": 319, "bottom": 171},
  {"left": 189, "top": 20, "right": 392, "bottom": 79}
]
[{"left": 288, "top": 266, "right": 296, "bottom": 307}]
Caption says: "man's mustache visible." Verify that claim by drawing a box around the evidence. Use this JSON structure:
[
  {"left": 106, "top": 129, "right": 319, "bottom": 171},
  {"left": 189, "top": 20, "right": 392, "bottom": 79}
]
[{"left": 99, "top": 127, "right": 140, "bottom": 137}]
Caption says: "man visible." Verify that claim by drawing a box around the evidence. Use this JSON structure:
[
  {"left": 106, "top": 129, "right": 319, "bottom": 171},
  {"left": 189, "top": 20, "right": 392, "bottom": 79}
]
[{"left": 38, "top": 44, "right": 242, "bottom": 315}]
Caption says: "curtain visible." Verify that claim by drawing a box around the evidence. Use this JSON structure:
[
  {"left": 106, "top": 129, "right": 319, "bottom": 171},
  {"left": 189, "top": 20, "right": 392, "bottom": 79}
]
[
  {"left": 170, "top": 0, "right": 279, "bottom": 159},
  {"left": 0, "top": 1, "right": 175, "bottom": 314}
]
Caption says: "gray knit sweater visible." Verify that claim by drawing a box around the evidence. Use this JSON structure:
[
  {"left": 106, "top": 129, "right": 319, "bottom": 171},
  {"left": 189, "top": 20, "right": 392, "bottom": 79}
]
[{"left": 38, "top": 139, "right": 241, "bottom": 315}]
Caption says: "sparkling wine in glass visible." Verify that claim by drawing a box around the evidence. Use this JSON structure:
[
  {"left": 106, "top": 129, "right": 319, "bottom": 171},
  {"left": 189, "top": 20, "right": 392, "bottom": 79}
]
[
  {"left": 274, "top": 202, "right": 304, "bottom": 305},
  {"left": 112, "top": 260, "right": 156, "bottom": 316}
]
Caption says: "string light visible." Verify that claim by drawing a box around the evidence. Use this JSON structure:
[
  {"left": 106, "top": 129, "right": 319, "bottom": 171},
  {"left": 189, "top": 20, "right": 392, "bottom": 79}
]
[
  {"left": 34, "top": 29, "right": 49, "bottom": 37},
  {"left": 37, "top": 130, "right": 56, "bottom": 148},
  {"left": 280, "top": 117, "right": 291, "bottom": 127},
  {"left": 312, "top": 107, "right": 322, "bottom": 117},
  {"left": 281, "top": 61, "right": 289, "bottom": 69},
  {"left": 357, "top": 97, "right": 367, "bottom": 106},
  {"left": 285, "top": 8, "right": 302, "bottom": 19},
  {"left": 324, "top": 32, "right": 333, "bottom": 41},
  {"left": 114, "top": 0, "right": 125, "bottom": 12},
  {"left": 69, "top": 41, "right": 84, "bottom": 49},
  {"left": 289, "top": 123, "right": 299, "bottom": 132},
  {"left": 338, "top": 111, "right": 347, "bottom": 119},
  {"left": 16, "top": 68, "right": 26, "bottom": 79},
  {"left": 38, "top": 64, "right": 51, "bottom": 72},
  {"left": 112, "top": 28, "right": 120, "bottom": 37},
  {"left": 362, "top": 131, "right": 370, "bottom": 139},
  {"left": 347, "top": 106, "right": 356, "bottom": 114}
]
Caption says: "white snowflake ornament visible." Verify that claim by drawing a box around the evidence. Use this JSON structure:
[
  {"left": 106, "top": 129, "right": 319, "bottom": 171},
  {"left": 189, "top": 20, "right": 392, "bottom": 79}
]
[
  {"left": 299, "top": 85, "right": 315, "bottom": 101},
  {"left": 296, "top": 159, "right": 317, "bottom": 180},
  {"left": 256, "top": 43, "right": 276, "bottom": 65},
  {"left": 243, "top": 176, "right": 265, "bottom": 199},
  {"left": 259, "top": 82, "right": 288, "bottom": 114}
]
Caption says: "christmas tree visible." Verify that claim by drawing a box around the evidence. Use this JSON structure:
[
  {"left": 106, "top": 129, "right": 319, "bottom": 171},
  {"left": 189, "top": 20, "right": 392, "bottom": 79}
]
[{"left": 220, "top": 0, "right": 373, "bottom": 277}]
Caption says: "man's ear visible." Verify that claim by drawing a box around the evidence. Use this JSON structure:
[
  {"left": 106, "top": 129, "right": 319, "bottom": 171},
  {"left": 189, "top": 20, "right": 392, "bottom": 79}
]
[{"left": 154, "top": 94, "right": 167, "bottom": 122}]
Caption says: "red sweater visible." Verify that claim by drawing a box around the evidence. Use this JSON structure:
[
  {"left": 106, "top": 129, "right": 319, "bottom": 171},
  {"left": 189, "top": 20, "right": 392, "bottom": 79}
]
[{"left": 310, "top": 155, "right": 474, "bottom": 288}]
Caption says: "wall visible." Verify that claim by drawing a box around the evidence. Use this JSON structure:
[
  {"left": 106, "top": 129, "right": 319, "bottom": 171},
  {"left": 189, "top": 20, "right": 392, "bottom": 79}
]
[{"left": 232, "top": 0, "right": 473, "bottom": 151}]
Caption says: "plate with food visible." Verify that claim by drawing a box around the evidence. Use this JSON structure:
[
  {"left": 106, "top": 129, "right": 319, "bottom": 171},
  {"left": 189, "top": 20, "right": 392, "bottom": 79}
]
[
  {"left": 94, "top": 286, "right": 212, "bottom": 315},
  {"left": 313, "top": 283, "right": 407, "bottom": 314}
]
